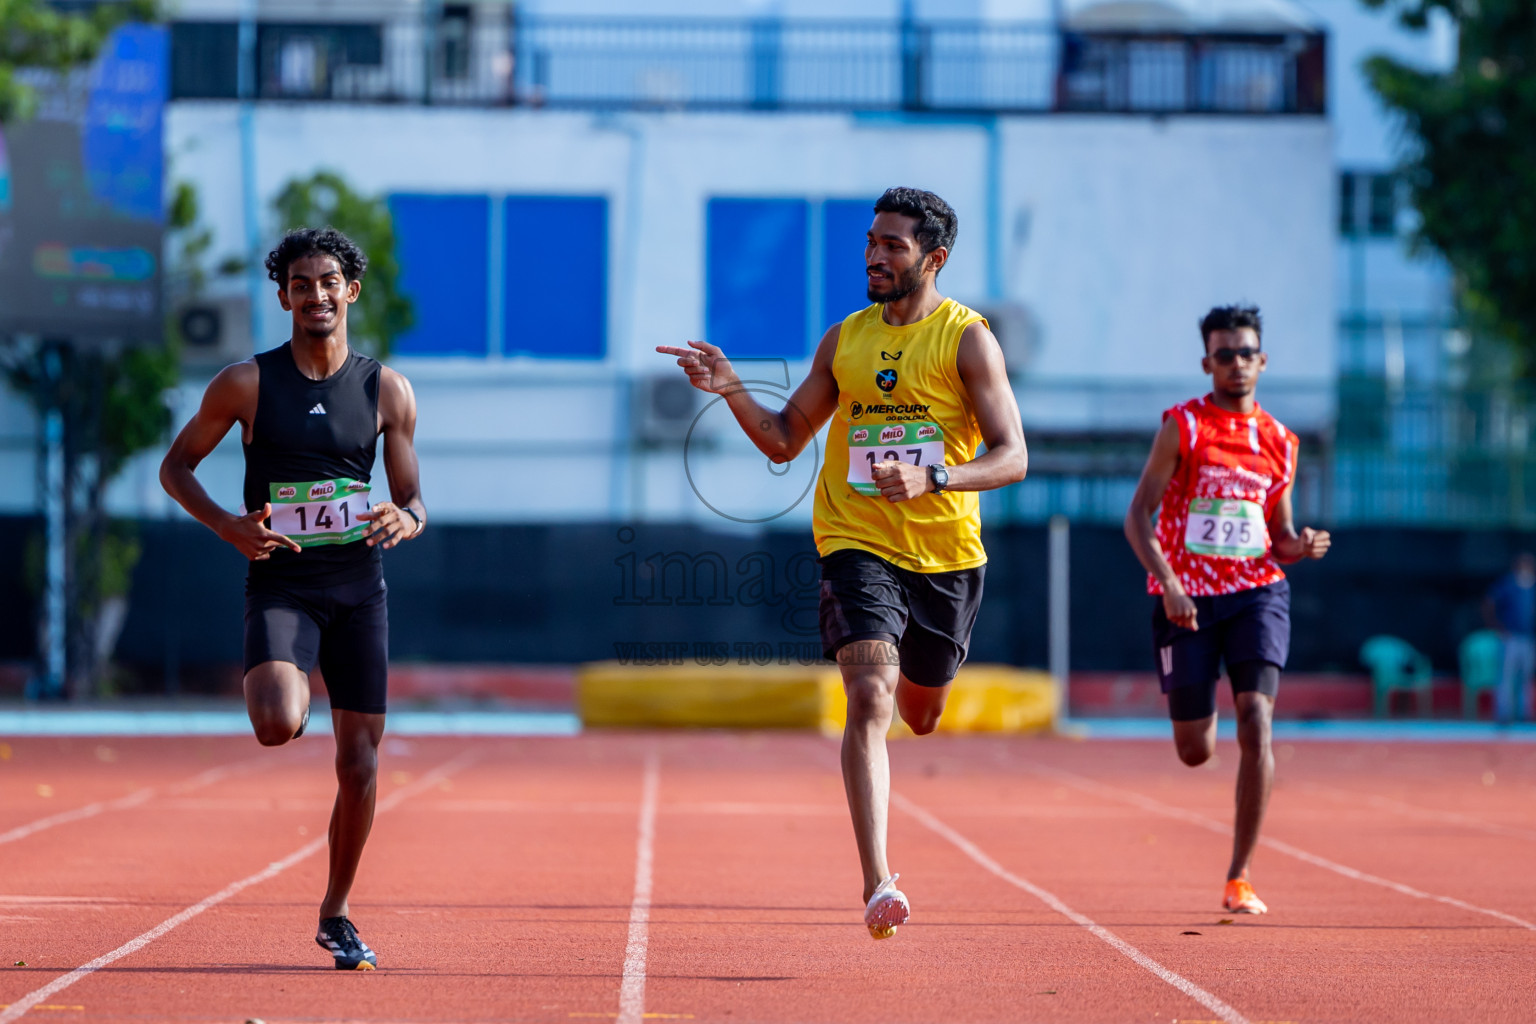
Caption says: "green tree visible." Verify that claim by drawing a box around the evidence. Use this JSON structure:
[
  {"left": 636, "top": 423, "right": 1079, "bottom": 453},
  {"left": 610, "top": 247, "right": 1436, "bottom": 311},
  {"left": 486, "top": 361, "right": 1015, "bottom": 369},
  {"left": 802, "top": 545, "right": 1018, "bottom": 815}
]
[
  {"left": 0, "top": 0, "right": 155, "bottom": 121},
  {"left": 1363, "top": 0, "right": 1536, "bottom": 366},
  {"left": 2, "top": 2, "right": 167, "bottom": 696},
  {"left": 271, "top": 171, "right": 413, "bottom": 359}
]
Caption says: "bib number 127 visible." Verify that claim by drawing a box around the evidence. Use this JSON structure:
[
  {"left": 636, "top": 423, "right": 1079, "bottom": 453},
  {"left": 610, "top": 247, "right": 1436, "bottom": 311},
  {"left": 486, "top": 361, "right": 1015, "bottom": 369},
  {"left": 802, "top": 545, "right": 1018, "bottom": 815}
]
[{"left": 847, "top": 421, "right": 945, "bottom": 497}]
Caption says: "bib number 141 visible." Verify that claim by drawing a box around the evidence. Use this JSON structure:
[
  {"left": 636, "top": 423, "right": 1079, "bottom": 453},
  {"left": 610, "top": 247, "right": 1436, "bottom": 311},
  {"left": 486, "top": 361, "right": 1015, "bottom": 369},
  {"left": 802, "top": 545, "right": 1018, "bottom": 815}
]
[{"left": 268, "top": 478, "right": 371, "bottom": 548}]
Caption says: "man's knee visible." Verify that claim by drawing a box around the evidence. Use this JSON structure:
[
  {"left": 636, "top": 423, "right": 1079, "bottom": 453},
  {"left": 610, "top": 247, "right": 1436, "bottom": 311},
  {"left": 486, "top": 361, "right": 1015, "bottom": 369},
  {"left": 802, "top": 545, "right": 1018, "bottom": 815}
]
[
  {"left": 844, "top": 673, "right": 895, "bottom": 724},
  {"left": 335, "top": 746, "right": 378, "bottom": 793},
  {"left": 1176, "top": 740, "right": 1213, "bottom": 767},
  {"left": 897, "top": 681, "right": 949, "bottom": 736},
  {"left": 252, "top": 716, "right": 300, "bottom": 747},
  {"left": 1235, "top": 697, "right": 1274, "bottom": 753}
]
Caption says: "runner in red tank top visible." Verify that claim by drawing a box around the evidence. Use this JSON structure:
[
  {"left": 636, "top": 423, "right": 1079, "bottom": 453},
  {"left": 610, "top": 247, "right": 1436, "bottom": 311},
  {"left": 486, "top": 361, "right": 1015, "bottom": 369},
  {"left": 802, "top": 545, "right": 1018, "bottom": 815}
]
[{"left": 1125, "top": 305, "right": 1331, "bottom": 916}]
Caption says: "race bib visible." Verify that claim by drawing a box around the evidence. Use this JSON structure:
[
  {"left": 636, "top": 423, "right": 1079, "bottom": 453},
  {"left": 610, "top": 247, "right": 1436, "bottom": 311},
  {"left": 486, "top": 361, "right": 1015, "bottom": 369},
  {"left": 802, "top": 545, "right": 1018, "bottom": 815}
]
[
  {"left": 268, "top": 478, "right": 371, "bottom": 548},
  {"left": 847, "top": 421, "right": 944, "bottom": 496},
  {"left": 1184, "top": 498, "right": 1267, "bottom": 558}
]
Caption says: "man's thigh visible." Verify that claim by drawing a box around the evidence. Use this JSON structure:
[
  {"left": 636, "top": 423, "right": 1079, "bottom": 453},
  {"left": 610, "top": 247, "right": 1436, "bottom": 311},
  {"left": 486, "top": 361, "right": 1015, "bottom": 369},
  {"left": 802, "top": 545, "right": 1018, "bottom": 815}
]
[
  {"left": 317, "top": 576, "right": 390, "bottom": 717},
  {"left": 897, "top": 564, "right": 985, "bottom": 688},
  {"left": 819, "top": 549, "right": 908, "bottom": 661}
]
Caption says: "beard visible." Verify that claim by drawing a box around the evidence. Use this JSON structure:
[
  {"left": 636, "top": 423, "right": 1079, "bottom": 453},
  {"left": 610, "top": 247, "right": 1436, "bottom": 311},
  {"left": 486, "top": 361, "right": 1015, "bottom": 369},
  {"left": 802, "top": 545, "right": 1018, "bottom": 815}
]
[{"left": 867, "top": 261, "right": 924, "bottom": 304}]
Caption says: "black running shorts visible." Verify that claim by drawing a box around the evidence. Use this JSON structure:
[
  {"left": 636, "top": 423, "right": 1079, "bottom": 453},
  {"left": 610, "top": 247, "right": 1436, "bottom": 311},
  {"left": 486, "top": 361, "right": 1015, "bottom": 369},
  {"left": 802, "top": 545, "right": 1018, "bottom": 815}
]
[
  {"left": 818, "top": 547, "right": 985, "bottom": 687},
  {"left": 244, "top": 570, "right": 389, "bottom": 715},
  {"left": 1152, "top": 578, "right": 1289, "bottom": 722}
]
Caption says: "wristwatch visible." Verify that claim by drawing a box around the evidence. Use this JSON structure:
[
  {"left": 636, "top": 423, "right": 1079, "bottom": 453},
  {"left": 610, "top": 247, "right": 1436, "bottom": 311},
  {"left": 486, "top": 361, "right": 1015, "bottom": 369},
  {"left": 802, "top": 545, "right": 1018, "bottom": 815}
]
[
  {"left": 402, "top": 506, "right": 423, "bottom": 536},
  {"left": 928, "top": 464, "right": 950, "bottom": 493}
]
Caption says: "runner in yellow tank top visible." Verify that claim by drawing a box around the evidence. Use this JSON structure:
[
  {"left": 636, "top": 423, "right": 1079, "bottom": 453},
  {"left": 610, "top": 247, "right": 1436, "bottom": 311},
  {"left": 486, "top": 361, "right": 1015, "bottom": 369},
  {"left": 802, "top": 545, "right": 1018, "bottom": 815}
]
[{"left": 659, "top": 188, "right": 1028, "bottom": 940}]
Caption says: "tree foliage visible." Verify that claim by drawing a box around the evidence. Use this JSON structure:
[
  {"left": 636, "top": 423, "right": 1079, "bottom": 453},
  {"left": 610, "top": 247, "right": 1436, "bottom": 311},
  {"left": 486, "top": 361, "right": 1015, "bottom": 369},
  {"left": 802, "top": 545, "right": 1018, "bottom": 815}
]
[
  {"left": 0, "top": 0, "right": 155, "bottom": 122},
  {"left": 271, "top": 171, "right": 413, "bottom": 359},
  {"left": 1363, "top": 0, "right": 1536, "bottom": 365}
]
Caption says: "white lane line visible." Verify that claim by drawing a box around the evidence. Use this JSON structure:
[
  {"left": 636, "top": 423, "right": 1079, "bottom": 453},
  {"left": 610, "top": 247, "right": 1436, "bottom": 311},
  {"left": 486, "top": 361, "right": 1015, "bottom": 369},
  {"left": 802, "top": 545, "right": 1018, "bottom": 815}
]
[
  {"left": 616, "top": 751, "right": 661, "bottom": 1024},
  {"left": 893, "top": 791, "right": 1251, "bottom": 1024},
  {"left": 1294, "top": 780, "right": 1536, "bottom": 843},
  {"left": 0, "top": 749, "right": 479, "bottom": 1024},
  {"left": 0, "top": 748, "right": 296, "bottom": 848},
  {"left": 1025, "top": 762, "right": 1536, "bottom": 933}
]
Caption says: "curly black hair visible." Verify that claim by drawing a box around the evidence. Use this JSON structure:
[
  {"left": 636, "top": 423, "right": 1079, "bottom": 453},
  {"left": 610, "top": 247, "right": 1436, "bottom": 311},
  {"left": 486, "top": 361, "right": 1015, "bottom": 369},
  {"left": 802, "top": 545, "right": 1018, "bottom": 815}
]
[
  {"left": 872, "top": 187, "right": 958, "bottom": 258},
  {"left": 264, "top": 227, "right": 368, "bottom": 289},
  {"left": 1199, "top": 305, "right": 1263, "bottom": 350}
]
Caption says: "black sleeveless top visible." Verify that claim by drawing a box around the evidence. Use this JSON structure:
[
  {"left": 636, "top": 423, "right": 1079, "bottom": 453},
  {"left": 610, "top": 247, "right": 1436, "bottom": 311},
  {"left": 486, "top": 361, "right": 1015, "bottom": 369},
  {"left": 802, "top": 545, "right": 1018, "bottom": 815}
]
[{"left": 244, "top": 343, "right": 383, "bottom": 586}]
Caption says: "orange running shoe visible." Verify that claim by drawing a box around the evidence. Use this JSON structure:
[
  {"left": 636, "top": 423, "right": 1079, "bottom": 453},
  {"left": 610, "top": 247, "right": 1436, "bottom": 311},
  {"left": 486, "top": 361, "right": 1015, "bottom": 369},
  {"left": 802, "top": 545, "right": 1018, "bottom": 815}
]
[{"left": 1223, "top": 878, "right": 1268, "bottom": 915}]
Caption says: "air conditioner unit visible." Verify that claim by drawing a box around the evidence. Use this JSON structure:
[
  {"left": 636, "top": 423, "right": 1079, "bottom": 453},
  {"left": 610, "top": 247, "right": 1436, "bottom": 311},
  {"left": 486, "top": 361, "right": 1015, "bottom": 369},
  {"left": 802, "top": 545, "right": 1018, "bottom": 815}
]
[
  {"left": 633, "top": 373, "right": 709, "bottom": 447},
  {"left": 177, "top": 295, "right": 253, "bottom": 368}
]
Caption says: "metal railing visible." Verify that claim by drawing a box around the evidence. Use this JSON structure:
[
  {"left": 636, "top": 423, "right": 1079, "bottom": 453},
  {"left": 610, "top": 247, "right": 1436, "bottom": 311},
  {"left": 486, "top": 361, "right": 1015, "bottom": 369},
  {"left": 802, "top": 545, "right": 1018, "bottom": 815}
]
[{"left": 170, "top": 14, "right": 1326, "bottom": 116}]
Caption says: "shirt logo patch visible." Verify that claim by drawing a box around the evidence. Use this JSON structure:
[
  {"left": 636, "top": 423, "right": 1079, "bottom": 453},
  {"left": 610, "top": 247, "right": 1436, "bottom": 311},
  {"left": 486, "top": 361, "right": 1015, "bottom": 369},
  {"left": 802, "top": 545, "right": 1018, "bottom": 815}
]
[
  {"left": 309, "top": 403, "right": 326, "bottom": 415},
  {"left": 849, "top": 401, "right": 864, "bottom": 419},
  {"left": 881, "top": 350, "right": 902, "bottom": 361},
  {"left": 875, "top": 369, "right": 898, "bottom": 393}
]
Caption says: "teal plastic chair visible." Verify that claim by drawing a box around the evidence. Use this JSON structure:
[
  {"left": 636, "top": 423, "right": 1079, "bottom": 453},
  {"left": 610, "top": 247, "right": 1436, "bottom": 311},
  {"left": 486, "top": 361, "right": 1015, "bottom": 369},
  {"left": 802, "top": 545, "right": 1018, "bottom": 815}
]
[
  {"left": 1459, "top": 630, "right": 1504, "bottom": 720},
  {"left": 1359, "top": 635, "right": 1433, "bottom": 717}
]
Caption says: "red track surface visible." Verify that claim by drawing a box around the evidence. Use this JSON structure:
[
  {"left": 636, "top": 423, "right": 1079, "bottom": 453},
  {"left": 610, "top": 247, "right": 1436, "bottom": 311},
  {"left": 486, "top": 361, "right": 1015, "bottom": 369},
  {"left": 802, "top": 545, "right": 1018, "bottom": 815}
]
[{"left": 1, "top": 732, "right": 1534, "bottom": 1023}]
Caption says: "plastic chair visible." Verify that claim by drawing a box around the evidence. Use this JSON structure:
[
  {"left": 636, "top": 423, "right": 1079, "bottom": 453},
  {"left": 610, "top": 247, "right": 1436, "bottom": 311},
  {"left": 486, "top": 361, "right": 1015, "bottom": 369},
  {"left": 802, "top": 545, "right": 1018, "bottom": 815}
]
[
  {"left": 1459, "top": 630, "right": 1504, "bottom": 720},
  {"left": 1359, "top": 635, "right": 1433, "bottom": 717}
]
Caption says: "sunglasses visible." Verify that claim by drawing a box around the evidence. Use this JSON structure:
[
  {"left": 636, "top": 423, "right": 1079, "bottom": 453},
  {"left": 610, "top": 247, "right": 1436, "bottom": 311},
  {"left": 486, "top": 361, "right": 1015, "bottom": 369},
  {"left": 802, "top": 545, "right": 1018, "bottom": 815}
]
[{"left": 1211, "top": 347, "right": 1262, "bottom": 365}]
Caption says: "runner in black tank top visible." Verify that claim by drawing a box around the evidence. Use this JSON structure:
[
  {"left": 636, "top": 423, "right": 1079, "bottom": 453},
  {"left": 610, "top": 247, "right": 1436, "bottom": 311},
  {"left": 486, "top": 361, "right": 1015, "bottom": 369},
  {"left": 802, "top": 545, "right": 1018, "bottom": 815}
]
[{"left": 161, "top": 228, "right": 426, "bottom": 970}]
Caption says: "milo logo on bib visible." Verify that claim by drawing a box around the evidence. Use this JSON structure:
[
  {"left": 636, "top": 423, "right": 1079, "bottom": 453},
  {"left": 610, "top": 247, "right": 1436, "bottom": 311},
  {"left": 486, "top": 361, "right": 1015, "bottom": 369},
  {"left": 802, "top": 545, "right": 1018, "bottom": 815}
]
[
  {"left": 846, "top": 420, "right": 946, "bottom": 496},
  {"left": 268, "top": 477, "right": 371, "bottom": 548}
]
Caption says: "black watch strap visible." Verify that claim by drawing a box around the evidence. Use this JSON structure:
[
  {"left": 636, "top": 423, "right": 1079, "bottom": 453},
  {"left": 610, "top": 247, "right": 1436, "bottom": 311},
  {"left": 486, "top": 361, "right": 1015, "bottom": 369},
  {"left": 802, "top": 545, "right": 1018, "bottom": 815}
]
[
  {"left": 402, "top": 506, "right": 423, "bottom": 534},
  {"left": 928, "top": 464, "right": 949, "bottom": 493}
]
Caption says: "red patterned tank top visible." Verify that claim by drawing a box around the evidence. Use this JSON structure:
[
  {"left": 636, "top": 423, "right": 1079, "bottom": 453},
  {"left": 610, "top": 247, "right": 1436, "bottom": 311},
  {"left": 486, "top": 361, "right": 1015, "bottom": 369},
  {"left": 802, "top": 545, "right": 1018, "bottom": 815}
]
[{"left": 1149, "top": 396, "right": 1297, "bottom": 598}]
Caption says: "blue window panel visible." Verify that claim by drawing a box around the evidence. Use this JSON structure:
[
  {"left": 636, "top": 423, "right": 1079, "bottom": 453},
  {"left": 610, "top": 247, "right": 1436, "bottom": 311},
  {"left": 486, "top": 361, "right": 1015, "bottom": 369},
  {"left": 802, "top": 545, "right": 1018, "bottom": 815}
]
[
  {"left": 503, "top": 196, "right": 607, "bottom": 359},
  {"left": 706, "top": 198, "right": 809, "bottom": 359},
  {"left": 822, "top": 198, "right": 876, "bottom": 326},
  {"left": 389, "top": 194, "right": 490, "bottom": 356}
]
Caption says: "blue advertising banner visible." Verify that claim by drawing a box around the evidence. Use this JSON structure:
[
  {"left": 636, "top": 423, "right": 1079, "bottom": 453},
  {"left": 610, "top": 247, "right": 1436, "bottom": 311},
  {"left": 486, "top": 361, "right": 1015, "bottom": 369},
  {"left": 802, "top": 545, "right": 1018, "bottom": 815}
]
[{"left": 0, "top": 25, "right": 167, "bottom": 344}]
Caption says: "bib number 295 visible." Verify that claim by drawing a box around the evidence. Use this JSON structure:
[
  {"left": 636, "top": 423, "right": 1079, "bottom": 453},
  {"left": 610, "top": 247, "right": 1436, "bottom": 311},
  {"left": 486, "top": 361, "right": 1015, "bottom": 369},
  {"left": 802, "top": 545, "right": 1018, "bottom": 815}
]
[{"left": 1184, "top": 498, "right": 1267, "bottom": 559}]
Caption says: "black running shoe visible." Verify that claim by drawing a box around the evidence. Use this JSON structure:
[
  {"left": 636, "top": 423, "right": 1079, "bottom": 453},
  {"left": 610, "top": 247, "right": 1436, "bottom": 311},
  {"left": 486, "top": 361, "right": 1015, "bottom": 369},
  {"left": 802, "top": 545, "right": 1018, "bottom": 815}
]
[
  {"left": 315, "top": 916, "right": 377, "bottom": 970},
  {"left": 292, "top": 704, "right": 311, "bottom": 740}
]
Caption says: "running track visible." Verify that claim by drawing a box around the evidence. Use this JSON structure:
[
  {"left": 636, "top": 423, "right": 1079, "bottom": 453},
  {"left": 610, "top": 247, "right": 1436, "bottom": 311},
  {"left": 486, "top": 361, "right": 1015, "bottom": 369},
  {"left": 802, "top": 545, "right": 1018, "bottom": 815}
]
[{"left": 1, "top": 732, "right": 1533, "bottom": 1023}]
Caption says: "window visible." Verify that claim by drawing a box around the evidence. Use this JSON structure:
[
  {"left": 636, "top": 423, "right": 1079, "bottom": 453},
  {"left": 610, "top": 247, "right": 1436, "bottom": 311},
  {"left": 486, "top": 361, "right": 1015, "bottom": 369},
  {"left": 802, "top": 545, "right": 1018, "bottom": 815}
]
[
  {"left": 502, "top": 196, "right": 607, "bottom": 359},
  {"left": 389, "top": 194, "right": 490, "bottom": 356},
  {"left": 1340, "top": 171, "right": 1398, "bottom": 238},
  {"left": 439, "top": 4, "right": 472, "bottom": 81},
  {"left": 705, "top": 198, "right": 809, "bottom": 358}
]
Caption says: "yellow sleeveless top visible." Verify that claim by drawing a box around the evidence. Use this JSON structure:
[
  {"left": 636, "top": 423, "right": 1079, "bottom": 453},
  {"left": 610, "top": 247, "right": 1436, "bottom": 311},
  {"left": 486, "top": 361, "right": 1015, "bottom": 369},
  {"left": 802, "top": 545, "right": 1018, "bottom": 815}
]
[{"left": 812, "top": 298, "right": 988, "bottom": 573}]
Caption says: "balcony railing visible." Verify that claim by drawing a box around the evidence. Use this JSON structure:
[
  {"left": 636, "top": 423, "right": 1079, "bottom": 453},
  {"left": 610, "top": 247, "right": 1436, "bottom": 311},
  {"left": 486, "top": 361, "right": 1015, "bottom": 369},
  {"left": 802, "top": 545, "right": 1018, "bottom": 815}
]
[{"left": 169, "top": 14, "right": 1326, "bottom": 116}]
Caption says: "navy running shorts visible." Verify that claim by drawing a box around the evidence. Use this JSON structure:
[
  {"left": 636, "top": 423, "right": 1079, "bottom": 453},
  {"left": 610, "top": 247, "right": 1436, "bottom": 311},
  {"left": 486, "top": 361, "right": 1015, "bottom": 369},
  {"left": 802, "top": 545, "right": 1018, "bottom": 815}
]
[
  {"left": 818, "top": 548, "right": 985, "bottom": 687},
  {"left": 1152, "top": 578, "right": 1290, "bottom": 721},
  {"left": 244, "top": 570, "right": 389, "bottom": 715}
]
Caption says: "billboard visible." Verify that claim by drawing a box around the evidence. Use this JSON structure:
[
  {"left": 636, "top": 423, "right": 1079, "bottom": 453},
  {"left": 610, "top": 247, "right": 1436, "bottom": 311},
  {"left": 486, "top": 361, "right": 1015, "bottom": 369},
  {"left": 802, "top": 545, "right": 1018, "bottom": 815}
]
[{"left": 0, "top": 25, "right": 167, "bottom": 344}]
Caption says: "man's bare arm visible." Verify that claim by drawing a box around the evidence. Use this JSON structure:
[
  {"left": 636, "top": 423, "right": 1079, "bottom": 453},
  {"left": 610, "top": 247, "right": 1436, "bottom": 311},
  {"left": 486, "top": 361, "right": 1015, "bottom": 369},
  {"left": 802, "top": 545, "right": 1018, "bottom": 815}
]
[
  {"left": 1268, "top": 478, "right": 1330, "bottom": 564},
  {"left": 657, "top": 324, "right": 841, "bottom": 461},
  {"left": 948, "top": 320, "right": 1027, "bottom": 491},
  {"left": 1124, "top": 417, "right": 1198, "bottom": 629},
  {"left": 360, "top": 367, "right": 425, "bottom": 550},
  {"left": 159, "top": 361, "right": 301, "bottom": 561}
]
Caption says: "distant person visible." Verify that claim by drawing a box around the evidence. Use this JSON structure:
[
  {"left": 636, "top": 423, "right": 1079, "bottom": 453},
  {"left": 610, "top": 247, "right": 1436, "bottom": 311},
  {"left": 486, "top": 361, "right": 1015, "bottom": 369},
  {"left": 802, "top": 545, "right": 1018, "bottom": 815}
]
[
  {"left": 1124, "top": 304, "right": 1330, "bottom": 916},
  {"left": 1484, "top": 553, "right": 1536, "bottom": 724},
  {"left": 160, "top": 228, "right": 426, "bottom": 970},
  {"left": 658, "top": 188, "right": 1028, "bottom": 938}
]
